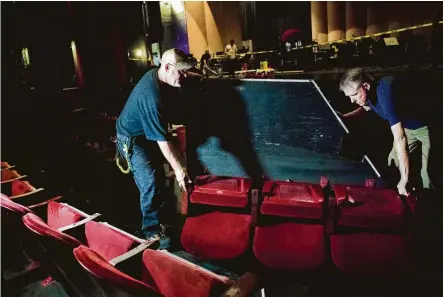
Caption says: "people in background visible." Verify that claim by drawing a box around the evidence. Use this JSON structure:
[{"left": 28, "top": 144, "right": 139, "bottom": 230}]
[
  {"left": 225, "top": 39, "right": 238, "bottom": 77},
  {"left": 225, "top": 39, "right": 238, "bottom": 59},
  {"left": 200, "top": 50, "right": 211, "bottom": 78},
  {"left": 339, "top": 68, "right": 434, "bottom": 195},
  {"left": 115, "top": 48, "right": 194, "bottom": 249}
]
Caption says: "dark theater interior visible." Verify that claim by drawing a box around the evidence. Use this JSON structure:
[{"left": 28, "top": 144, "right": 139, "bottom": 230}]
[{"left": 2, "top": 1, "right": 443, "bottom": 296}]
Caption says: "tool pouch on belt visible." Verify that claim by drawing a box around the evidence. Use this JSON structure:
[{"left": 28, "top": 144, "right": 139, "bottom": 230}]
[{"left": 111, "top": 135, "right": 133, "bottom": 174}]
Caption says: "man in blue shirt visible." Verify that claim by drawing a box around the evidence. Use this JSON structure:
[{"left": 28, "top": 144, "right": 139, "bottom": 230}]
[
  {"left": 116, "top": 48, "right": 195, "bottom": 248},
  {"left": 339, "top": 68, "right": 433, "bottom": 195}
]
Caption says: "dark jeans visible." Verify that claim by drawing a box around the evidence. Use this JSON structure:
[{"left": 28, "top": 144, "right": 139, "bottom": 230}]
[{"left": 116, "top": 134, "right": 166, "bottom": 238}]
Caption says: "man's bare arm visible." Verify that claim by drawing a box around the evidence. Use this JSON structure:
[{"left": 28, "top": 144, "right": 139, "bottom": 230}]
[
  {"left": 340, "top": 106, "right": 367, "bottom": 119},
  {"left": 391, "top": 122, "right": 409, "bottom": 195},
  {"left": 157, "top": 141, "right": 188, "bottom": 190}
]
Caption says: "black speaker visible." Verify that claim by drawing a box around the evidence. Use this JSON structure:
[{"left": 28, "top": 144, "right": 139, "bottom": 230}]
[{"left": 142, "top": 1, "right": 163, "bottom": 43}]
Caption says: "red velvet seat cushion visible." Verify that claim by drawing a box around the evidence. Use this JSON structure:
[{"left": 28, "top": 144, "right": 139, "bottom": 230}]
[
  {"left": 47, "top": 202, "right": 84, "bottom": 230},
  {"left": 142, "top": 249, "right": 232, "bottom": 297},
  {"left": 261, "top": 181, "right": 324, "bottom": 219},
  {"left": 73, "top": 245, "right": 157, "bottom": 294},
  {"left": 190, "top": 176, "right": 250, "bottom": 208},
  {"left": 330, "top": 233, "right": 411, "bottom": 275},
  {"left": 1, "top": 194, "right": 32, "bottom": 214},
  {"left": 253, "top": 223, "right": 326, "bottom": 270},
  {"left": 333, "top": 186, "right": 408, "bottom": 230},
  {"left": 1, "top": 169, "right": 20, "bottom": 181},
  {"left": 85, "top": 221, "right": 140, "bottom": 261},
  {"left": 181, "top": 212, "right": 251, "bottom": 260},
  {"left": 22, "top": 213, "right": 82, "bottom": 246}
]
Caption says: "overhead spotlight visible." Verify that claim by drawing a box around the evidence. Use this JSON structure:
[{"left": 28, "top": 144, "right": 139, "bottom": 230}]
[{"left": 136, "top": 49, "right": 143, "bottom": 58}]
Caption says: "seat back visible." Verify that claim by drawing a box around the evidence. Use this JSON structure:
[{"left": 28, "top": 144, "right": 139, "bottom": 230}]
[
  {"left": 333, "top": 185, "right": 415, "bottom": 230},
  {"left": 85, "top": 221, "right": 144, "bottom": 262},
  {"left": 142, "top": 249, "right": 233, "bottom": 297},
  {"left": 1, "top": 179, "right": 47, "bottom": 205},
  {"left": 12, "top": 180, "right": 36, "bottom": 196},
  {"left": 253, "top": 180, "right": 327, "bottom": 270},
  {"left": 181, "top": 175, "right": 253, "bottom": 260},
  {"left": 1, "top": 180, "right": 34, "bottom": 197},
  {"left": 1, "top": 169, "right": 25, "bottom": 183},
  {"left": 261, "top": 180, "right": 324, "bottom": 219},
  {"left": 47, "top": 201, "right": 85, "bottom": 230},
  {"left": 1, "top": 161, "right": 13, "bottom": 169},
  {"left": 189, "top": 175, "right": 251, "bottom": 209}
]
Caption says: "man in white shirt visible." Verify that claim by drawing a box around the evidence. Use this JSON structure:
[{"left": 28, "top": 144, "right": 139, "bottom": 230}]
[
  {"left": 225, "top": 39, "right": 238, "bottom": 59},
  {"left": 225, "top": 40, "right": 238, "bottom": 76}
]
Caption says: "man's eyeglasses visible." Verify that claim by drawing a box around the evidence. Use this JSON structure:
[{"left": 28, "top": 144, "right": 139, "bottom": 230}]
[{"left": 169, "top": 63, "right": 188, "bottom": 75}]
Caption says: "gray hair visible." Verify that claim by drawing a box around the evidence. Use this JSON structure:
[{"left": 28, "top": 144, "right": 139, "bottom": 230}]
[{"left": 339, "top": 68, "right": 373, "bottom": 91}]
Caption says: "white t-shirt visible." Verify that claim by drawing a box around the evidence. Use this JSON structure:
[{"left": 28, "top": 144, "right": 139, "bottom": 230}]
[{"left": 225, "top": 44, "right": 238, "bottom": 59}]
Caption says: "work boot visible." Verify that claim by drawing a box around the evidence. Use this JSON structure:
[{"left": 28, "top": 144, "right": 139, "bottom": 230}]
[{"left": 145, "top": 224, "right": 171, "bottom": 250}]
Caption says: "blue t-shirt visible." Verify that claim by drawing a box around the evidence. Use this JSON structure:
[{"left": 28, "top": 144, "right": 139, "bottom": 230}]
[
  {"left": 116, "top": 69, "right": 179, "bottom": 140},
  {"left": 367, "top": 76, "right": 425, "bottom": 130}
]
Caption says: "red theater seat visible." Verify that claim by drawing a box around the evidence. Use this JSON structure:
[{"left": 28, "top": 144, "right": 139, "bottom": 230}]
[
  {"left": 1, "top": 179, "right": 45, "bottom": 203},
  {"left": 260, "top": 181, "right": 324, "bottom": 219},
  {"left": 21, "top": 200, "right": 101, "bottom": 246},
  {"left": 0, "top": 193, "right": 33, "bottom": 214},
  {"left": 333, "top": 185, "right": 414, "bottom": 230},
  {"left": 253, "top": 180, "right": 327, "bottom": 270},
  {"left": 1, "top": 179, "right": 63, "bottom": 209},
  {"left": 23, "top": 210, "right": 157, "bottom": 296},
  {"left": 1, "top": 161, "right": 13, "bottom": 169},
  {"left": 47, "top": 202, "right": 86, "bottom": 230},
  {"left": 73, "top": 245, "right": 159, "bottom": 296},
  {"left": 142, "top": 249, "right": 233, "bottom": 297},
  {"left": 85, "top": 221, "right": 146, "bottom": 262},
  {"left": 181, "top": 175, "right": 252, "bottom": 260},
  {"left": 330, "top": 185, "right": 416, "bottom": 275},
  {"left": 22, "top": 213, "right": 83, "bottom": 247},
  {"left": 182, "top": 212, "right": 252, "bottom": 260},
  {"left": 1, "top": 193, "right": 65, "bottom": 224},
  {"left": 23, "top": 205, "right": 155, "bottom": 268},
  {"left": 1, "top": 168, "right": 27, "bottom": 183},
  {"left": 189, "top": 175, "right": 250, "bottom": 208},
  {"left": 74, "top": 245, "right": 257, "bottom": 297},
  {"left": 330, "top": 233, "right": 409, "bottom": 275}
]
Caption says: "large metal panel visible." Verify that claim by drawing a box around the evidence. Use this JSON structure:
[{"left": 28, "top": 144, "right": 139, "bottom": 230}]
[{"left": 185, "top": 78, "right": 378, "bottom": 185}]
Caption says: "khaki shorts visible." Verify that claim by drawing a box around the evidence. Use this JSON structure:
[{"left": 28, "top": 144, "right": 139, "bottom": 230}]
[{"left": 388, "top": 125, "right": 433, "bottom": 189}]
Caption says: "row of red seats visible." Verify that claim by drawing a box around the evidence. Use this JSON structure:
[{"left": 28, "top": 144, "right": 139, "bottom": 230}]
[
  {"left": 1, "top": 161, "right": 259, "bottom": 297},
  {"left": 181, "top": 175, "right": 417, "bottom": 276},
  {"left": 155, "top": 126, "right": 418, "bottom": 277}
]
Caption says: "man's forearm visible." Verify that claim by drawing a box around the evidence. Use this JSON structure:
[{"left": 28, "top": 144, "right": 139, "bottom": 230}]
[
  {"left": 343, "top": 106, "right": 366, "bottom": 118},
  {"left": 394, "top": 136, "right": 409, "bottom": 182},
  {"left": 157, "top": 141, "right": 183, "bottom": 173}
]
